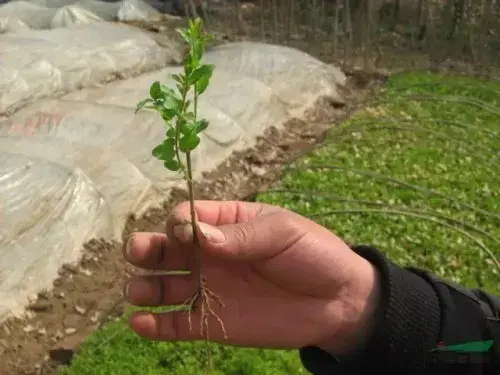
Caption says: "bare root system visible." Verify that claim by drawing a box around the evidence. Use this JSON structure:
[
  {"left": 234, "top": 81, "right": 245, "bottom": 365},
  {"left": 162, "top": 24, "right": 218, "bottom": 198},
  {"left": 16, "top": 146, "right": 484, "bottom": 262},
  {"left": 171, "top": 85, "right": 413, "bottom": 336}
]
[
  {"left": 185, "top": 276, "right": 227, "bottom": 339},
  {"left": 183, "top": 273, "right": 227, "bottom": 374}
]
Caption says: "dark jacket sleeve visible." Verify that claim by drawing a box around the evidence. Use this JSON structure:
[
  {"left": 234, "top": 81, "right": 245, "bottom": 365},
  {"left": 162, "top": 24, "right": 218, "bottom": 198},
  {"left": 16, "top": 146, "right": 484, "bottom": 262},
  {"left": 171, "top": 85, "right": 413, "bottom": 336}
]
[{"left": 299, "top": 245, "right": 500, "bottom": 375}]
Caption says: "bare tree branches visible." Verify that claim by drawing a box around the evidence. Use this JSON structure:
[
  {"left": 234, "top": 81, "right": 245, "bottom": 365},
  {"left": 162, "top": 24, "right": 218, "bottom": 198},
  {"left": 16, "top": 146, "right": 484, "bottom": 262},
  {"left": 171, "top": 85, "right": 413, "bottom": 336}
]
[{"left": 203, "top": 0, "right": 499, "bottom": 76}]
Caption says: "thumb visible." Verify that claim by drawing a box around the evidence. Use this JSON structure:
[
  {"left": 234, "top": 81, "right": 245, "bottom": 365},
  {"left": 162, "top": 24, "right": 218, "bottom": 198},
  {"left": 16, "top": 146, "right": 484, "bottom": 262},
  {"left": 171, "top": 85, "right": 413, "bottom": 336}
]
[{"left": 174, "top": 212, "right": 304, "bottom": 262}]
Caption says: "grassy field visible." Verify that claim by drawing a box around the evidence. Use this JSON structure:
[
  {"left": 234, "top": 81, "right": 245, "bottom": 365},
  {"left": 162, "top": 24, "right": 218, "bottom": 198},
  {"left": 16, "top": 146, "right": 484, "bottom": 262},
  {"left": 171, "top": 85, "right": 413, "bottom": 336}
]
[{"left": 62, "top": 71, "right": 500, "bottom": 374}]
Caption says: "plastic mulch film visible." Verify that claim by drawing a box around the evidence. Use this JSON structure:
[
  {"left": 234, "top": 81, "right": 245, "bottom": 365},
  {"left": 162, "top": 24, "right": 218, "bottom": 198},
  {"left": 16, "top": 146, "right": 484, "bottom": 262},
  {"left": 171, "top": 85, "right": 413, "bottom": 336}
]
[
  {"left": 0, "top": 21, "right": 182, "bottom": 116},
  {"left": 0, "top": 0, "right": 162, "bottom": 30}
]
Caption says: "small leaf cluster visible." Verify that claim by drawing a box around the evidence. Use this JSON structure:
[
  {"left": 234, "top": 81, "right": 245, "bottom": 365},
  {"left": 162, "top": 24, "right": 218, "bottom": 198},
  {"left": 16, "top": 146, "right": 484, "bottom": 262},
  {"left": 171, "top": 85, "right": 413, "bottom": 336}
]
[{"left": 135, "top": 18, "right": 214, "bottom": 173}]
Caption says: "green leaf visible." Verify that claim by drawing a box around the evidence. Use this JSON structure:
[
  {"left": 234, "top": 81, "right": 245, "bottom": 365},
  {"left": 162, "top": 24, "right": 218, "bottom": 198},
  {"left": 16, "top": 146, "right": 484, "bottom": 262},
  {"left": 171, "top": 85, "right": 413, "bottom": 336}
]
[
  {"left": 164, "top": 159, "right": 181, "bottom": 172},
  {"left": 176, "top": 83, "right": 184, "bottom": 95},
  {"left": 175, "top": 28, "right": 191, "bottom": 44},
  {"left": 180, "top": 120, "right": 196, "bottom": 135},
  {"left": 192, "top": 41, "right": 204, "bottom": 63},
  {"left": 190, "top": 18, "right": 202, "bottom": 39},
  {"left": 171, "top": 74, "right": 184, "bottom": 84},
  {"left": 150, "top": 81, "right": 163, "bottom": 100},
  {"left": 195, "top": 119, "right": 209, "bottom": 133},
  {"left": 184, "top": 55, "right": 194, "bottom": 77},
  {"left": 179, "top": 132, "right": 200, "bottom": 152},
  {"left": 166, "top": 127, "right": 176, "bottom": 138},
  {"left": 161, "top": 107, "right": 177, "bottom": 122},
  {"left": 152, "top": 138, "right": 175, "bottom": 161},
  {"left": 194, "top": 65, "right": 214, "bottom": 94},
  {"left": 188, "top": 64, "right": 213, "bottom": 86},
  {"left": 135, "top": 98, "right": 154, "bottom": 113},
  {"left": 202, "top": 34, "right": 214, "bottom": 43},
  {"left": 162, "top": 84, "right": 179, "bottom": 99},
  {"left": 160, "top": 94, "right": 180, "bottom": 121},
  {"left": 147, "top": 19, "right": 213, "bottom": 168},
  {"left": 195, "top": 75, "right": 210, "bottom": 95}
]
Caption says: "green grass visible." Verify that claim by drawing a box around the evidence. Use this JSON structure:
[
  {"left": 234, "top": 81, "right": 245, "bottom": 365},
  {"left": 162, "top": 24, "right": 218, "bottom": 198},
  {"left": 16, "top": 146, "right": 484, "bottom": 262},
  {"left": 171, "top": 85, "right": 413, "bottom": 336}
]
[
  {"left": 260, "top": 71, "right": 500, "bottom": 293},
  {"left": 62, "top": 72, "right": 499, "bottom": 374},
  {"left": 60, "top": 321, "right": 304, "bottom": 375}
]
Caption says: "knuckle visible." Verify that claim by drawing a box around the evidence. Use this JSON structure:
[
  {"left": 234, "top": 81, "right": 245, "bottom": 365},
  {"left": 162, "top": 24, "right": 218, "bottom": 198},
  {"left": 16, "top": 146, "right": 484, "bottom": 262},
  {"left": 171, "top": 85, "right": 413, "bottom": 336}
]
[
  {"left": 271, "top": 212, "right": 306, "bottom": 245},
  {"left": 173, "top": 201, "right": 198, "bottom": 223},
  {"left": 232, "top": 222, "right": 256, "bottom": 248},
  {"left": 174, "top": 201, "right": 191, "bottom": 217}
]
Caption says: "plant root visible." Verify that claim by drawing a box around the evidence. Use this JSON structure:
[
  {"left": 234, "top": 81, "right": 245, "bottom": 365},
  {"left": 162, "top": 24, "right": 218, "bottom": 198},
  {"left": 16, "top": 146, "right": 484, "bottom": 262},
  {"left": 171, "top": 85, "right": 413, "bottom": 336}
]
[
  {"left": 184, "top": 276, "right": 227, "bottom": 340},
  {"left": 183, "top": 275, "right": 227, "bottom": 374}
]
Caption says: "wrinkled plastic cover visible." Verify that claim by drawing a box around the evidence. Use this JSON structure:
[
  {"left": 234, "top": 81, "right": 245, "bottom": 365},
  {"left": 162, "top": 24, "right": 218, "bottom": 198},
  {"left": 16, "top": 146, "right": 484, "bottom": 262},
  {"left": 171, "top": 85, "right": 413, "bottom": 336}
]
[
  {"left": 0, "top": 21, "right": 182, "bottom": 116},
  {"left": 0, "top": 16, "right": 30, "bottom": 33},
  {"left": 0, "top": 40, "right": 346, "bottom": 321},
  {"left": 50, "top": 4, "right": 104, "bottom": 28},
  {"left": 0, "top": 0, "right": 162, "bottom": 30}
]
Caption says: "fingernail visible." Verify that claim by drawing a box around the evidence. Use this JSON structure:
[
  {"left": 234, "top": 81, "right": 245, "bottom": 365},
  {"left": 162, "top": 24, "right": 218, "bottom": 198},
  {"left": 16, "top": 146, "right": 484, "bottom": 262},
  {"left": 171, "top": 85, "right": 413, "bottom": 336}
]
[
  {"left": 198, "top": 222, "right": 226, "bottom": 243},
  {"left": 125, "top": 235, "right": 134, "bottom": 256},
  {"left": 174, "top": 223, "right": 193, "bottom": 243}
]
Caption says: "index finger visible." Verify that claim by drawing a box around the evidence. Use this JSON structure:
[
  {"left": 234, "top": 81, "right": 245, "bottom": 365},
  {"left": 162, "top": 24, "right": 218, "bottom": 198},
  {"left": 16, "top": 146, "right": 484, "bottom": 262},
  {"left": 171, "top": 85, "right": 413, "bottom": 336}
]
[
  {"left": 169, "top": 200, "right": 271, "bottom": 227},
  {"left": 165, "top": 200, "right": 274, "bottom": 245}
]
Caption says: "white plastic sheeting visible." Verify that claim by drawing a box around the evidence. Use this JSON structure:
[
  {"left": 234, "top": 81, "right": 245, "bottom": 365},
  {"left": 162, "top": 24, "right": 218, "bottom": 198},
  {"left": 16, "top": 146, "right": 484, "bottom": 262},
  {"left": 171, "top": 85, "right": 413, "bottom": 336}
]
[
  {"left": 0, "top": 15, "right": 29, "bottom": 33},
  {"left": 0, "top": 0, "right": 162, "bottom": 31},
  {"left": 0, "top": 21, "right": 182, "bottom": 116},
  {"left": 0, "top": 40, "right": 346, "bottom": 321},
  {"left": 50, "top": 4, "right": 104, "bottom": 28}
]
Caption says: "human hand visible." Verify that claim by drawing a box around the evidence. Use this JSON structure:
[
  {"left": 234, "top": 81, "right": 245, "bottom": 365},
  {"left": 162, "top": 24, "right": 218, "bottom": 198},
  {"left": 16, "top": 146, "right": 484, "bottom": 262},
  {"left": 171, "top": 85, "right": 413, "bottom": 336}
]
[{"left": 123, "top": 201, "right": 380, "bottom": 357}]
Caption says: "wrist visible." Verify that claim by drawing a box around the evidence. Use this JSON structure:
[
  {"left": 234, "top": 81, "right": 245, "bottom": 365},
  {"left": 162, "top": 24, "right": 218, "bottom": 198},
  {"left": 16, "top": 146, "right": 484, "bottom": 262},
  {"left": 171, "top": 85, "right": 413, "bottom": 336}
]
[{"left": 318, "top": 256, "right": 382, "bottom": 358}]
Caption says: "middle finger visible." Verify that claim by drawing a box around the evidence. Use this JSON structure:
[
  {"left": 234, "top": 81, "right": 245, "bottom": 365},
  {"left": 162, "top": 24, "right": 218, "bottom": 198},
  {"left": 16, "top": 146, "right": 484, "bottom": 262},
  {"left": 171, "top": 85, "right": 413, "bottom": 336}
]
[
  {"left": 124, "top": 232, "right": 192, "bottom": 271},
  {"left": 124, "top": 274, "right": 197, "bottom": 307}
]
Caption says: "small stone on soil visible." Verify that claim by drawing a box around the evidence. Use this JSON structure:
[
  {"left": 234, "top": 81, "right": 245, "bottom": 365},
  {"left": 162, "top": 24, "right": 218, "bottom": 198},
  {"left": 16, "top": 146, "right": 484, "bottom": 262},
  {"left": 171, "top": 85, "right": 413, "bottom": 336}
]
[
  {"left": 23, "top": 324, "right": 35, "bottom": 333},
  {"left": 28, "top": 300, "right": 52, "bottom": 312},
  {"left": 37, "top": 290, "right": 51, "bottom": 300},
  {"left": 64, "top": 328, "right": 76, "bottom": 335},
  {"left": 37, "top": 328, "right": 46, "bottom": 335},
  {"left": 81, "top": 268, "right": 93, "bottom": 276},
  {"left": 251, "top": 165, "right": 266, "bottom": 176},
  {"left": 62, "top": 264, "right": 79, "bottom": 274},
  {"left": 90, "top": 311, "right": 101, "bottom": 323},
  {"left": 74, "top": 305, "right": 87, "bottom": 315}
]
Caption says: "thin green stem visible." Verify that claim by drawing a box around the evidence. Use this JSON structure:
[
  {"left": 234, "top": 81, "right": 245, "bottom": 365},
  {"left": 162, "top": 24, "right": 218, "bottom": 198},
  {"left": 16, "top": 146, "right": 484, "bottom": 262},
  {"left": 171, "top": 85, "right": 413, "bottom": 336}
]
[
  {"left": 185, "top": 150, "right": 202, "bottom": 292},
  {"left": 194, "top": 87, "right": 199, "bottom": 120},
  {"left": 176, "top": 84, "right": 189, "bottom": 179},
  {"left": 191, "top": 85, "right": 202, "bottom": 291},
  {"left": 175, "top": 78, "right": 202, "bottom": 289}
]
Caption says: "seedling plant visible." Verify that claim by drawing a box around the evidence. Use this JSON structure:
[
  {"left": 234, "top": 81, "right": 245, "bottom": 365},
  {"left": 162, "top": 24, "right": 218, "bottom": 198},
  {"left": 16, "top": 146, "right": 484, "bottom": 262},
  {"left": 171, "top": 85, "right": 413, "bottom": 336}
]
[{"left": 135, "top": 17, "right": 226, "bottom": 372}]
